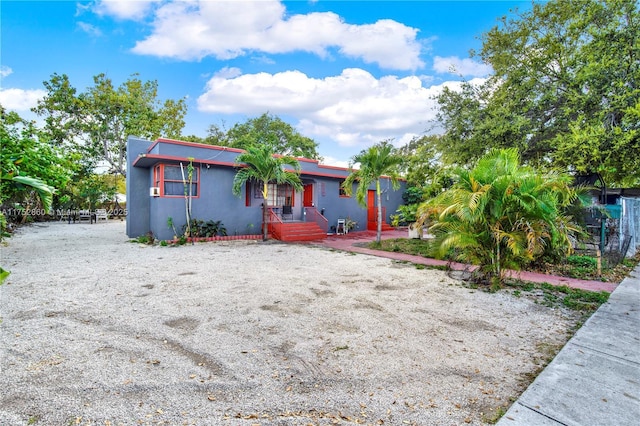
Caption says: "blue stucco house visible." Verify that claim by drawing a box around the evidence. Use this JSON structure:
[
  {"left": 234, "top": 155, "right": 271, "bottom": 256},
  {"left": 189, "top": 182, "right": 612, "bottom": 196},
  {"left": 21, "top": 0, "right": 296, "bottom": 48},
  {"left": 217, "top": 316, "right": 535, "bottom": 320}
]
[{"left": 126, "top": 137, "right": 406, "bottom": 241}]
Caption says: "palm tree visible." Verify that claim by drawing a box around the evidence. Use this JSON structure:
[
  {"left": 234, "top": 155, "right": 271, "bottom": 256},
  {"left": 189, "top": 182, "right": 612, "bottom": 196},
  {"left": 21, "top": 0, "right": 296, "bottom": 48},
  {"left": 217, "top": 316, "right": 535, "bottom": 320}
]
[
  {"left": 417, "top": 148, "right": 581, "bottom": 288},
  {"left": 232, "top": 144, "right": 303, "bottom": 240},
  {"left": 342, "top": 141, "right": 402, "bottom": 243}
]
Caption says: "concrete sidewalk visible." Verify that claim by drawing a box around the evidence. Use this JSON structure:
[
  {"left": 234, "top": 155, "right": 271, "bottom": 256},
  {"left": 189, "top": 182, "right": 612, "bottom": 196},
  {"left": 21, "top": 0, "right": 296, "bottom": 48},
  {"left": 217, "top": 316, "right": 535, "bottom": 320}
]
[
  {"left": 497, "top": 264, "right": 640, "bottom": 425},
  {"left": 315, "top": 230, "right": 640, "bottom": 426}
]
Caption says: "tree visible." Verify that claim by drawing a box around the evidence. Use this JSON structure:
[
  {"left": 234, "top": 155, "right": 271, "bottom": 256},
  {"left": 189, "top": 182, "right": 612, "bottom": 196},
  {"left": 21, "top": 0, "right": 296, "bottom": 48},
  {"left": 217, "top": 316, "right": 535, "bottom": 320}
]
[
  {"left": 232, "top": 144, "right": 303, "bottom": 240},
  {"left": 417, "top": 148, "right": 582, "bottom": 288},
  {"left": 210, "top": 113, "right": 321, "bottom": 160},
  {"left": 34, "top": 73, "right": 187, "bottom": 176},
  {"left": 1, "top": 107, "right": 69, "bottom": 284},
  {"left": 342, "top": 141, "right": 402, "bottom": 243},
  {"left": 436, "top": 0, "right": 639, "bottom": 186},
  {"left": 0, "top": 107, "right": 73, "bottom": 217}
]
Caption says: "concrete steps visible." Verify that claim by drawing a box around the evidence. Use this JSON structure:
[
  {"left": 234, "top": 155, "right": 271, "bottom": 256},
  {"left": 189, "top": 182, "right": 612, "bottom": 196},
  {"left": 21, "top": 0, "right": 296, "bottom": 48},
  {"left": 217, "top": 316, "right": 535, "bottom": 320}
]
[{"left": 274, "top": 221, "right": 327, "bottom": 242}]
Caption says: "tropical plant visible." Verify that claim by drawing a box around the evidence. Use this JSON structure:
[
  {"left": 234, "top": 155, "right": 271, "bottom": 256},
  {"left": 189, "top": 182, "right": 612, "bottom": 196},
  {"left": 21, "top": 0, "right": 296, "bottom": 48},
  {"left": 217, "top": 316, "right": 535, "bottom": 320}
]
[
  {"left": 167, "top": 216, "right": 179, "bottom": 238},
  {"left": 1, "top": 107, "right": 74, "bottom": 217},
  {"left": 232, "top": 144, "right": 303, "bottom": 240},
  {"left": 0, "top": 172, "right": 56, "bottom": 285},
  {"left": 342, "top": 140, "right": 402, "bottom": 243},
  {"left": 182, "top": 219, "right": 228, "bottom": 238},
  {"left": 1, "top": 109, "right": 64, "bottom": 284},
  {"left": 417, "top": 148, "right": 583, "bottom": 288},
  {"left": 180, "top": 158, "right": 195, "bottom": 239},
  {"left": 392, "top": 204, "right": 420, "bottom": 227}
]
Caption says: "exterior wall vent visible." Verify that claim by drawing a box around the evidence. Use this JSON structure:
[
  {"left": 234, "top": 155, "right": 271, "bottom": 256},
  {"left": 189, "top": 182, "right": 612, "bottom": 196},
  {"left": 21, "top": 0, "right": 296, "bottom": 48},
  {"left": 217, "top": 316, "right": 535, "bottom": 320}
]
[{"left": 150, "top": 187, "right": 160, "bottom": 197}]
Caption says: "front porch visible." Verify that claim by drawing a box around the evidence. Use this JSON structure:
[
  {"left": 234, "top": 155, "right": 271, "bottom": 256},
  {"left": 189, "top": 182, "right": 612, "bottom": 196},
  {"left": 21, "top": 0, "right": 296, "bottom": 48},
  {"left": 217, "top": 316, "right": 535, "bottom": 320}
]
[{"left": 267, "top": 207, "right": 328, "bottom": 242}]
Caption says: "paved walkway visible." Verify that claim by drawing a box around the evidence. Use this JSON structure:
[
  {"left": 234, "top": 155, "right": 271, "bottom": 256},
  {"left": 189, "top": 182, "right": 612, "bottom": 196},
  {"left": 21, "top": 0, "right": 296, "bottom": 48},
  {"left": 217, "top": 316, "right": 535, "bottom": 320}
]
[
  {"left": 313, "top": 229, "right": 640, "bottom": 426},
  {"left": 316, "top": 230, "right": 617, "bottom": 292}
]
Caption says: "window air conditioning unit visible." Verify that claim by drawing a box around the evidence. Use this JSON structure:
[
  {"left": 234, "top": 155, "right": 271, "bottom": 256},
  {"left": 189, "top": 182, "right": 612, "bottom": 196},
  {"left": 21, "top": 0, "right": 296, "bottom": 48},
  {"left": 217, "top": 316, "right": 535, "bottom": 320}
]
[{"left": 150, "top": 187, "right": 160, "bottom": 197}]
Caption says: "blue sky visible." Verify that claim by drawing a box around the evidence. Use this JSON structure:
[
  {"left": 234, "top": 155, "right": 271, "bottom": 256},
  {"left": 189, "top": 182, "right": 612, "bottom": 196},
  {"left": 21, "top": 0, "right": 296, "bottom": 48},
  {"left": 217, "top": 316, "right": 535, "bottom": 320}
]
[{"left": 1, "top": 0, "right": 534, "bottom": 167}]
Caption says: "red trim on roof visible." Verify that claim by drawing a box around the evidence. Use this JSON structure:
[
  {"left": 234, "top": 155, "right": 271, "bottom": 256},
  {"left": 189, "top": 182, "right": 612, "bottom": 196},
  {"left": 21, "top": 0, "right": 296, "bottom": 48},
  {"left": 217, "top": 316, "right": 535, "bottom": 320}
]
[
  {"left": 153, "top": 138, "right": 246, "bottom": 154},
  {"left": 134, "top": 153, "right": 237, "bottom": 168},
  {"left": 139, "top": 138, "right": 405, "bottom": 181}
]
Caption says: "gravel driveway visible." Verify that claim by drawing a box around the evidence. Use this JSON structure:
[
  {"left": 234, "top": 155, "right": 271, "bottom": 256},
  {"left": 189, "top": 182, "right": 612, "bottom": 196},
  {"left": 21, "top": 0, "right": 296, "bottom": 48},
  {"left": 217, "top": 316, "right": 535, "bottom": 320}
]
[{"left": 0, "top": 221, "right": 581, "bottom": 425}]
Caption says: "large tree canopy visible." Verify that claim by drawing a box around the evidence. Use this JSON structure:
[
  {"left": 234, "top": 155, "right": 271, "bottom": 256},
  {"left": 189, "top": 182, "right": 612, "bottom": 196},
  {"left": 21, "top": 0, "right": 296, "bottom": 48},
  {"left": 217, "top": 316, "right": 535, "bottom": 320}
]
[
  {"left": 205, "top": 113, "right": 321, "bottom": 160},
  {"left": 0, "top": 107, "right": 74, "bottom": 212},
  {"left": 436, "top": 0, "right": 639, "bottom": 187},
  {"left": 34, "top": 73, "right": 187, "bottom": 176}
]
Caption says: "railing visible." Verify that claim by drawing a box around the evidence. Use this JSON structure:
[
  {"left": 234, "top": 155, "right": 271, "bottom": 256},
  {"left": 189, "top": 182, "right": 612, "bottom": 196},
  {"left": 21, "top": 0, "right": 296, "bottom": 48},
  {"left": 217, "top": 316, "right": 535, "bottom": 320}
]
[
  {"left": 304, "top": 206, "right": 328, "bottom": 234},
  {"left": 267, "top": 206, "right": 328, "bottom": 239},
  {"left": 267, "top": 208, "right": 283, "bottom": 239}
]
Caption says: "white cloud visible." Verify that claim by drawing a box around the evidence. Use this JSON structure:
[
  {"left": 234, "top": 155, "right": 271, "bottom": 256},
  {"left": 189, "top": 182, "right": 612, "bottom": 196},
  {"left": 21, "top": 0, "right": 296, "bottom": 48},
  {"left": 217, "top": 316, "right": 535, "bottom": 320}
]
[
  {"left": 77, "top": 21, "right": 103, "bottom": 37},
  {"left": 130, "top": 0, "right": 424, "bottom": 70},
  {"left": 0, "top": 88, "right": 46, "bottom": 111},
  {"left": 93, "top": 0, "right": 161, "bottom": 20},
  {"left": 433, "top": 56, "right": 492, "bottom": 77},
  {"left": 197, "top": 68, "right": 463, "bottom": 151},
  {"left": 0, "top": 65, "right": 13, "bottom": 78}
]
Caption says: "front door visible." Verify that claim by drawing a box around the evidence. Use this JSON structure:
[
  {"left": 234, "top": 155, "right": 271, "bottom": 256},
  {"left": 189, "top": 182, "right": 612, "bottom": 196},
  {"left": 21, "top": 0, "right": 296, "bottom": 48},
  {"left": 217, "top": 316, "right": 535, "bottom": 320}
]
[
  {"left": 303, "top": 184, "right": 314, "bottom": 207},
  {"left": 367, "top": 190, "right": 376, "bottom": 230}
]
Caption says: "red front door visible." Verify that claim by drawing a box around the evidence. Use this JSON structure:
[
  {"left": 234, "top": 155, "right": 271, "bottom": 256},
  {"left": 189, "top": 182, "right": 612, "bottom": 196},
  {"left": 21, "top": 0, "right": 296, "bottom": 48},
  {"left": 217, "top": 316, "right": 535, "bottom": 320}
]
[
  {"left": 303, "top": 184, "right": 314, "bottom": 207},
  {"left": 367, "top": 190, "right": 376, "bottom": 230}
]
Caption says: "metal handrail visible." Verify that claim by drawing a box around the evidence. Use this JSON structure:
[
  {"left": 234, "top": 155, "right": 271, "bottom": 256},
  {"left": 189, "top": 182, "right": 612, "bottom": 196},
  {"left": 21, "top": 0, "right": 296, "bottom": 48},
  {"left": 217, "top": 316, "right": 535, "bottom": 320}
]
[{"left": 304, "top": 206, "right": 328, "bottom": 233}]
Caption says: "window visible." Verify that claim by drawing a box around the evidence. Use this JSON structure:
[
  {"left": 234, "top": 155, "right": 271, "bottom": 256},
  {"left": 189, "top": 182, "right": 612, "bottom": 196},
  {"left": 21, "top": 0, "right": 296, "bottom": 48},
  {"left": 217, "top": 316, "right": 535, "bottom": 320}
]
[
  {"left": 339, "top": 180, "right": 349, "bottom": 197},
  {"left": 266, "top": 183, "right": 294, "bottom": 206},
  {"left": 153, "top": 164, "right": 199, "bottom": 197}
]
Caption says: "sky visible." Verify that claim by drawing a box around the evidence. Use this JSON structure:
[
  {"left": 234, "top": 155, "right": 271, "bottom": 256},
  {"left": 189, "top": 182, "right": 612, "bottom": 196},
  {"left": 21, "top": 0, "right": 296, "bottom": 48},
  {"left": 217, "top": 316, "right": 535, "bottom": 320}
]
[{"left": 1, "top": 0, "right": 535, "bottom": 167}]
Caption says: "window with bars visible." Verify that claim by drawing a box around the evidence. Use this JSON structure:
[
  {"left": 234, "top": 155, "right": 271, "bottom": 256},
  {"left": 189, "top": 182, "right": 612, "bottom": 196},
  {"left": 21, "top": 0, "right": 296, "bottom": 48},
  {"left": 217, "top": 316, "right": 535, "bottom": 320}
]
[{"left": 257, "top": 183, "right": 294, "bottom": 206}]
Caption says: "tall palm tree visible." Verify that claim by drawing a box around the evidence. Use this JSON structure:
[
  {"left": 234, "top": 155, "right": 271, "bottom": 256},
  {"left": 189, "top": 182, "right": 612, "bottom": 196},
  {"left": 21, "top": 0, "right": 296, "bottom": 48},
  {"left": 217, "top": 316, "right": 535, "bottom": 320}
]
[
  {"left": 417, "top": 148, "right": 581, "bottom": 287},
  {"left": 342, "top": 141, "right": 402, "bottom": 243},
  {"left": 232, "top": 144, "right": 303, "bottom": 240}
]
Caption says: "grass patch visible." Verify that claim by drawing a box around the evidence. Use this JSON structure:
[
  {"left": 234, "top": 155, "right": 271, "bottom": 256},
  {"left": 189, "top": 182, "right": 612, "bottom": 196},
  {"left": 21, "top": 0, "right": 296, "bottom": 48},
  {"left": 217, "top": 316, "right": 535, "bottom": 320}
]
[
  {"left": 482, "top": 406, "right": 507, "bottom": 424},
  {"left": 371, "top": 238, "right": 639, "bottom": 284},
  {"left": 506, "top": 280, "right": 610, "bottom": 313},
  {"left": 369, "top": 238, "right": 436, "bottom": 258}
]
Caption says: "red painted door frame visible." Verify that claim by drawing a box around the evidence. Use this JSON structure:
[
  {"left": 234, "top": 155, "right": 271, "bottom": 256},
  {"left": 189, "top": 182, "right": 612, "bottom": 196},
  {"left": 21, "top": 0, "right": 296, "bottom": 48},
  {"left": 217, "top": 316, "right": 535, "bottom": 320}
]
[
  {"left": 303, "top": 184, "right": 314, "bottom": 207},
  {"left": 367, "top": 190, "right": 376, "bottom": 230}
]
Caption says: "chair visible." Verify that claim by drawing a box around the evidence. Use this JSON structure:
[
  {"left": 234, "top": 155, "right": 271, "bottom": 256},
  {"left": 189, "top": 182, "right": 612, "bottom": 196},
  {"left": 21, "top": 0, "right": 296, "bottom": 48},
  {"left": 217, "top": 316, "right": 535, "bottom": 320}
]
[
  {"left": 336, "top": 218, "right": 346, "bottom": 235},
  {"left": 95, "top": 209, "right": 108, "bottom": 222},
  {"left": 59, "top": 209, "right": 70, "bottom": 222},
  {"left": 78, "top": 210, "right": 92, "bottom": 223},
  {"left": 281, "top": 205, "right": 293, "bottom": 221}
]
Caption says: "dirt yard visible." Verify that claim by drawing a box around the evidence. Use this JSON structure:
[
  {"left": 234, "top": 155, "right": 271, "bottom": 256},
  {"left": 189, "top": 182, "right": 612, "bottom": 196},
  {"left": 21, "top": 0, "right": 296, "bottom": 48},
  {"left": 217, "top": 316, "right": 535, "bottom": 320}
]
[{"left": 0, "top": 221, "right": 582, "bottom": 425}]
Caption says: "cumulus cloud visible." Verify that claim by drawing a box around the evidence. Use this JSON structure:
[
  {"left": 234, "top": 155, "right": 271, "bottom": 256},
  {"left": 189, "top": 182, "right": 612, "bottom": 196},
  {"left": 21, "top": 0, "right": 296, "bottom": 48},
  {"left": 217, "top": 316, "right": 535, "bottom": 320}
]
[
  {"left": 433, "top": 56, "right": 492, "bottom": 77},
  {"left": 0, "top": 65, "right": 13, "bottom": 78},
  {"left": 93, "top": 0, "right": 161, "bottom": 20},
  {"left": 0, "top": 88, "right": 46, "bottom": 111},
  {"left": 129, "top": 0, "right": 424, "bottom": 70},
  {"left": 197, "top": 68, "right": 463, "bottom": 150}
]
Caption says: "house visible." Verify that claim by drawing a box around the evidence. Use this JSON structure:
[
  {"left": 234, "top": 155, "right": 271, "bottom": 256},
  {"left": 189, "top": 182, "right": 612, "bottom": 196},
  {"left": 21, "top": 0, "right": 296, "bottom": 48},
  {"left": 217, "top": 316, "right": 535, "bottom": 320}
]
[{"left": 126, "top": 137, "right": 406, "bottom": 241}]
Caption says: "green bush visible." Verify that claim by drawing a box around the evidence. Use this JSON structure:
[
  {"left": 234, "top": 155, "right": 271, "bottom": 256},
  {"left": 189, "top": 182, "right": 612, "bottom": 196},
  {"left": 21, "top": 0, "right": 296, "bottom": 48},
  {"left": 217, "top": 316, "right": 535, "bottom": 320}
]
[{"left": 182, "top": 218, "right": 228, "bottom": 237}]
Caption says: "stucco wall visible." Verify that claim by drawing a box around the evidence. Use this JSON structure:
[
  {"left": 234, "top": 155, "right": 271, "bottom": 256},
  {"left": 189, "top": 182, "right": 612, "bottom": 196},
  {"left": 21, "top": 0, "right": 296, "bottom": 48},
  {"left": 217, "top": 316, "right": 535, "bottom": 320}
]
[
  {"left": 127, "top": 137, "right": 407, "bottom": 240},
  {"left": 126, "top": 137, "right": 152, "bottom": 238}
]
